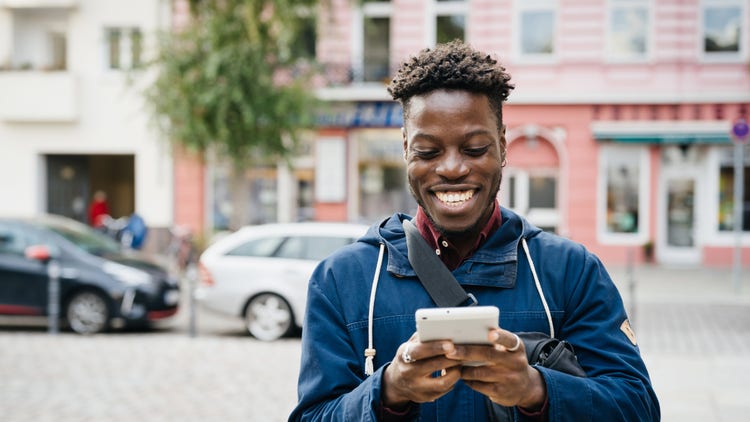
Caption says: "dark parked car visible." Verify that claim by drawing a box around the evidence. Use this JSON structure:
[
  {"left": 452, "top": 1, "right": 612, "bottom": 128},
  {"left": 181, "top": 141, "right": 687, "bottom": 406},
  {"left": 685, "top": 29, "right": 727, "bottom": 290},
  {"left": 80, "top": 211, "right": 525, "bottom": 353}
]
[{"left": 0, "top": 214, "right": 180, "bottom": 334}]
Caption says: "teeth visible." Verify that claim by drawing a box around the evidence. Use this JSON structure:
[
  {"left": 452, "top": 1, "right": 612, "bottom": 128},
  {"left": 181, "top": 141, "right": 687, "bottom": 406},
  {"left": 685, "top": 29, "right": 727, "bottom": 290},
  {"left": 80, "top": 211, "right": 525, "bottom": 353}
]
[{"left": 436, "top": 190, "right": 474, "bottom": 206}]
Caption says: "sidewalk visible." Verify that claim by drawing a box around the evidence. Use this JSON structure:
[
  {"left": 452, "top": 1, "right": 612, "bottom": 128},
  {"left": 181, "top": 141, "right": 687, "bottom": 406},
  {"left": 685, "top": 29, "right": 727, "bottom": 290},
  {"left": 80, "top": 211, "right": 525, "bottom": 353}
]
[
  {"left": 608, "top": 265, "right": 750, "bottom": 422},
  {"left": 609, "top": 264, "right": 750, "bottom": 306}
]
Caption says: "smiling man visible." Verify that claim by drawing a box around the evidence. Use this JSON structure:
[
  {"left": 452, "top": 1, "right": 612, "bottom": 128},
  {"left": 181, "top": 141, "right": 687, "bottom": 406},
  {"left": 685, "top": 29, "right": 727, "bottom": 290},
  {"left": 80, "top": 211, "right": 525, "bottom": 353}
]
[{"left": 290, "top": 41, "right": 659, "bottom": 421}]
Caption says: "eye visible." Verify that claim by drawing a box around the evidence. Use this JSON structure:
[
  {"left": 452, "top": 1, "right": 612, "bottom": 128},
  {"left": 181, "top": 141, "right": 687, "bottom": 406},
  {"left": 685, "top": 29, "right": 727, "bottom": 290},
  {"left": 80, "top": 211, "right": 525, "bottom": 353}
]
[
  {"left": 464, "top": 145, "right": 490, "bottom": 157},
  {"left": 412, "top": 148, "right": 439, "bottom": 159}
]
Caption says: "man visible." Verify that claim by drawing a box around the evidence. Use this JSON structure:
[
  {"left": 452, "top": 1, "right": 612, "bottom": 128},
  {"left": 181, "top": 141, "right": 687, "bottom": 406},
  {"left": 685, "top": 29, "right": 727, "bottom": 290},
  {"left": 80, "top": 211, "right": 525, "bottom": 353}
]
[{"left": 290, "top": 41, "right": 659, "bottom": 421}]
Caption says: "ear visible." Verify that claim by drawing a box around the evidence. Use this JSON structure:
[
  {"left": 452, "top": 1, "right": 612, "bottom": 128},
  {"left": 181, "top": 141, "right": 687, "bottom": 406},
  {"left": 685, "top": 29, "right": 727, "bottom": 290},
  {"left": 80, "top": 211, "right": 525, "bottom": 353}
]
[
  {"left": 401, "top": 127, "right": 408, "bottom": 161},
  {"left": 499, "top": 124, "right": 507, "bottom": 165}
]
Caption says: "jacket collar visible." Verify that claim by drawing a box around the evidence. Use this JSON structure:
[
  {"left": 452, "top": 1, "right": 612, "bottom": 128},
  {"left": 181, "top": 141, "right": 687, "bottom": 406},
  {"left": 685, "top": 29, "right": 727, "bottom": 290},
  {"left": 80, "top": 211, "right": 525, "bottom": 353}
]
[{"left": 361, "top": 208, "right": 542, "bottom": 286}]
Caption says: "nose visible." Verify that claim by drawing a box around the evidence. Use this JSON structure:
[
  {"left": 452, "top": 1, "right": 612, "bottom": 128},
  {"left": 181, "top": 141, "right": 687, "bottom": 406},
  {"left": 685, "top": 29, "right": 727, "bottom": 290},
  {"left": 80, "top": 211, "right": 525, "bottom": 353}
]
[{"left": 435, "top": 150, "right": 469, "bottom": 180}]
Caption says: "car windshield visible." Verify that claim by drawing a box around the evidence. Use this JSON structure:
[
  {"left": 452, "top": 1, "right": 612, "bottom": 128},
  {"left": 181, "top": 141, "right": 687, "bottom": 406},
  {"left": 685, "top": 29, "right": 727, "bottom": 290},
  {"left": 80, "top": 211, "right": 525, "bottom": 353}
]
[{"left": 36, "top": 218, "right": 122, "bottom": 256}]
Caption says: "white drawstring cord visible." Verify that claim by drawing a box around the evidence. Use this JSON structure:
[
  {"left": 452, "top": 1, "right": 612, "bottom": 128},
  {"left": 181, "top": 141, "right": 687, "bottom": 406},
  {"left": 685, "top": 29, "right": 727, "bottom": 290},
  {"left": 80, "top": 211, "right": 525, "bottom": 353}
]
[
  {"left": 364, "top": 243, "right": 385, "bottom": 376},
  {"left": 364, "top": 238, "right": 550, "bottom": 375},
  {"left": 521, "top": 238, "right": 555, "bottom": 338}
]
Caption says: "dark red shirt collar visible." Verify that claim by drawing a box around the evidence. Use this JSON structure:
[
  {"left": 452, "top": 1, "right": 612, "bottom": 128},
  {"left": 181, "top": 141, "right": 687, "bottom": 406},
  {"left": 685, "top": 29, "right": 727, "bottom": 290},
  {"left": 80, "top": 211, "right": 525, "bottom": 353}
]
[{"left": 412, "top": 201, "right": 502, "bottom": 271}]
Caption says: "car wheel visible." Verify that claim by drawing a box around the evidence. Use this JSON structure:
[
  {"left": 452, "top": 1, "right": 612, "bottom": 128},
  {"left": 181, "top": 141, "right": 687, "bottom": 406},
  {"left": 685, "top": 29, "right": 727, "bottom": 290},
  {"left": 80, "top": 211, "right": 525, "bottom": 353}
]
[
  {"left": 66, "top": 291, "right": 110, "bottom": 334},
  {"left": 244, "top": 293, "right": 294, "bottom": 341}
]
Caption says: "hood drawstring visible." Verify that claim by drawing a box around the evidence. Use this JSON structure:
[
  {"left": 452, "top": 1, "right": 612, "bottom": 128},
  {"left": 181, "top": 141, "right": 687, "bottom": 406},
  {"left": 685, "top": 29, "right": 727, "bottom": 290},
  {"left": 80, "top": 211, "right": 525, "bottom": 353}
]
[
  {"left": 364, "top": 243, "right": 385, "bottom": 376},
  {"left": 521, "top": 237, "right": 554, "bottom": 338},
  {"left": 363, "top": 237, "right": 553, "bottom": 376}
]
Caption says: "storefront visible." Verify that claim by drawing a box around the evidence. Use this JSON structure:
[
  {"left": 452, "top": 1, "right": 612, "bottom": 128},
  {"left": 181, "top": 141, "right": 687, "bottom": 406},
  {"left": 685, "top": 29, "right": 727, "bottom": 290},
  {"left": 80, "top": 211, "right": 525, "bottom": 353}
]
[
  {"left": 593, "top": 120, "right": 745, "bottom": 266},
  {"left": 315, "top": 101, "right": 415, "bottom": 224}
]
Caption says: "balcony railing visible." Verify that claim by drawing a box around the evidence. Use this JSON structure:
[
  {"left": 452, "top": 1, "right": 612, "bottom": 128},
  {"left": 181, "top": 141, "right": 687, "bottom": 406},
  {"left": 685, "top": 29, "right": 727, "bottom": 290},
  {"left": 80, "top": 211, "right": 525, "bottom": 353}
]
[{"left": 0, "top": 71, "right": 78, "bottom": 122}]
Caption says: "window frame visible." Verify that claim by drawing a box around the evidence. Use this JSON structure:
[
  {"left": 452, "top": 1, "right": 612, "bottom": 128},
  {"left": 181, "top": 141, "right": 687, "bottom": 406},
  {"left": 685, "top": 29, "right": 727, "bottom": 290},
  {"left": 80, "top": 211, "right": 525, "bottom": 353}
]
[
  {"left": 605, "top": 0, "right": 652, "bottom": 63},
  {"left": 699, "top": 0, "right": 747, "bottom": 63},
  {"left": 103, "top": 26, "right": 143, "bottom": 71},
  {"left": 597, "top": 144, "right": 651, "bottom": 245},
  {"left": 351, "top": 1, "right": 392, "bottom": 83},
  {"left": 500, "top": 168, "right": 560, "bottom": 233},
  {"left": 709, "top": 144, "right": 750, "bottom": 245},
  {"left": 425, "top": 0, "right": 468, "bottom": 46},
  {"left": 513, "top": 0, "right": 558, "bottom": 63}
]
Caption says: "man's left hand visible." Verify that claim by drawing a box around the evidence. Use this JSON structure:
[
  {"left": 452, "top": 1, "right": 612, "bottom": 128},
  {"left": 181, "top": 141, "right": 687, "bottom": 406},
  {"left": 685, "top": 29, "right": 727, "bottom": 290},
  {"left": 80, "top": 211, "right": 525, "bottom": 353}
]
[{"left": 446, "top": 328, "right": 547, "bottom": 410}]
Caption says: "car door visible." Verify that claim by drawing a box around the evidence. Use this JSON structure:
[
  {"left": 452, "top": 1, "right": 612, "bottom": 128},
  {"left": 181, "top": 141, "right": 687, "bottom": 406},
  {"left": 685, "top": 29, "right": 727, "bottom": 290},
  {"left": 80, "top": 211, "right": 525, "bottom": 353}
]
[{"left": 0, "top": 222, "right": 50, "bottom": 315}]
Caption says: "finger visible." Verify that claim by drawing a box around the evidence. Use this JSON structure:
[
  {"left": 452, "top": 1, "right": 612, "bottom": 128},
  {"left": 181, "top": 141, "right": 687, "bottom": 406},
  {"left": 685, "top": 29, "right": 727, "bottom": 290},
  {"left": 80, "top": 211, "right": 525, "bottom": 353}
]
[
  {"left": 445, "top": 343, "right": 499, "bottom": 366},
  {"left": 489, "top": 329, "right": 523, "bottom": 353},
  {"left": 401, "top": 339, "right": 456, "bottom": 363},
  {"left": 410, "top": 367, "right": 463, "bottom": 403}
]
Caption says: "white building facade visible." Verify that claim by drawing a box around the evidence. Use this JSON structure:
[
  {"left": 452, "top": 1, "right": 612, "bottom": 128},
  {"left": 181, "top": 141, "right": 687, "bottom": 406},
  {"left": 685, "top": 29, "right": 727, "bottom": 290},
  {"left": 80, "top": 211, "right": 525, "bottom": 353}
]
[{"left": 0, "top": 0, "right": 173, "bottom": 243}]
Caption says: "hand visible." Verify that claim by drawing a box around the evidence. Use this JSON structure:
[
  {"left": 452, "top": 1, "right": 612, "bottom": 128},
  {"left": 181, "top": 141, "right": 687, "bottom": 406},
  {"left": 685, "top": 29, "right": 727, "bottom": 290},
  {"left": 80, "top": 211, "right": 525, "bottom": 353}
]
[
  {"left": 446, "top": 329, "right": 547, "bottom": 410},
  {"left": 382, "top": 333, "right": 463, "bottom": 408}
]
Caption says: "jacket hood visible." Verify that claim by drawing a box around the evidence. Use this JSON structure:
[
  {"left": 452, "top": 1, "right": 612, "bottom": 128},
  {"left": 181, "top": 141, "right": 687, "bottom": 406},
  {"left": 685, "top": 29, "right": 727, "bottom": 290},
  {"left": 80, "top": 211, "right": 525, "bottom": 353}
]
[{"left": 358, "top": 206, "right": 543, "bottom": 277}]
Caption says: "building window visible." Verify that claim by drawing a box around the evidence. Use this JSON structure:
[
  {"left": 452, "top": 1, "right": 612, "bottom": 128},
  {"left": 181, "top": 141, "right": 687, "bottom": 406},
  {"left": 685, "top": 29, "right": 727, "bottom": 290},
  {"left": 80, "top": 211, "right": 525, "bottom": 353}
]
[
  {"left": 290, "top": 15, "right": 316, "bottom": 60},
  {"left": 355, "top": 130, "right": 415, "bottom": 223},
  {"left": 363, "top": 17, "right": 390, "bottom": 82},
  {"left": 718, "top": 146, "right": 750, "bottom": 232},
  {"left": 354, "top": 1, "right": 391, "bottom": 83},
  {"left": 11, "top": 8, "right": 68, "bottom": 71},
  {"left": 515, "top": 0, "right": 556, "bottom": 60},
  {"left": 434, "top": 1, "right": 466, "bottom": 45},
  {"left": 701, "top": 0, "right": 746, "bottom": 61},
  {"left": 606, "top": 0, "right": 650, "bottom": 61},
  {"left": 502, "top": 171, "right": 559, "bottom": 233},
  {"left": 106, "top": 27, "right": 143, "bottom": 70},
  {"left": 599, "top": 145, "right": 649, "bottom": 243}
]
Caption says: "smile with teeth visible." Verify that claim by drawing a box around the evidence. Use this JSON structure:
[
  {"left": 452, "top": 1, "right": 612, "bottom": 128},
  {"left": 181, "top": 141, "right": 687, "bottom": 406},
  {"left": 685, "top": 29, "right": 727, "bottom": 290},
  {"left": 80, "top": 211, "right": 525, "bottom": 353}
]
[{"left": 435, "top": 190, "right": 475, "bottom": 206}]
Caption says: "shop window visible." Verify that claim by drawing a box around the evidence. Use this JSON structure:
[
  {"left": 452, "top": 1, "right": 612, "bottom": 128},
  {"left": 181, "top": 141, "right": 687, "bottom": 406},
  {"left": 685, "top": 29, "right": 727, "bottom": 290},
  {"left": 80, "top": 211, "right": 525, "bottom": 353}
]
[
  {"left": 515, "top": 0, "right": 557, "bottom": 61},
  {"left": 359, "top": 164, "right": 413, "bottom": 223},
  {"left": 599, "top": 145, "right": 649, "bottom": 243},
  {"left": 606, "top": 0, "right": 650, "bottom": 61},
  {"left": 701, "top": 0, "right": 746, "bottom": 61},
  {"left": 718, "top": 146, "right": 750, "bottom": 232},
  {"left": 211, "top": 164, "right": 278, "bottom": 229},
  {"left": 106, "top": 27, "right": 143, "bottom": 70}
]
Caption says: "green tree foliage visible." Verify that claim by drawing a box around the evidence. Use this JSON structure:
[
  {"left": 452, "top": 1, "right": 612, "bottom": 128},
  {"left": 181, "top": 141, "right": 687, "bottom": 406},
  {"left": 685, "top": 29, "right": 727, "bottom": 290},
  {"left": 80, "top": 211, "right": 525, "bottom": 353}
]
[{"left": 146, "top": 0, "right": 321, "bottom": 166}]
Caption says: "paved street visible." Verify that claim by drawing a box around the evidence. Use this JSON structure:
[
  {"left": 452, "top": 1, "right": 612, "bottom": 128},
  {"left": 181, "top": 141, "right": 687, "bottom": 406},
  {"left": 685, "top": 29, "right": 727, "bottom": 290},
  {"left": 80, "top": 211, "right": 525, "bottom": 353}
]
[{"left": 0, "top": 265, "right": 748, "bottom": 421}]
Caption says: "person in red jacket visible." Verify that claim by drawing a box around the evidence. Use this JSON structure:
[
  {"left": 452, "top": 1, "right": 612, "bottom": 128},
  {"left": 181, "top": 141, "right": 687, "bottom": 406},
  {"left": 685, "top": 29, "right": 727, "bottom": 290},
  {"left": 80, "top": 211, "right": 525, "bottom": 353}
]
[{"left": 88, "top": 190, "right": 110, "bottom": 228}]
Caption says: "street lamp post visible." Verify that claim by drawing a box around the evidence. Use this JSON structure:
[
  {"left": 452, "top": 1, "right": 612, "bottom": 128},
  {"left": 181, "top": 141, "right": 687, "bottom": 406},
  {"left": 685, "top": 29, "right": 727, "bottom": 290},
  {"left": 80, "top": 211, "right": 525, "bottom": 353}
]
[{"left": 731, "top": 118, "right": 748, "bottom": 292}]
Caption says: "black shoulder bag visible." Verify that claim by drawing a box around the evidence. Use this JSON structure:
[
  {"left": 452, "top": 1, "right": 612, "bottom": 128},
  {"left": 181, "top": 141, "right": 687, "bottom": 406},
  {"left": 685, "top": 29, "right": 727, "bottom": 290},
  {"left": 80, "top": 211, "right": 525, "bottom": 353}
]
[{"left": 403, "top": 220, "right": 585, "bottom": 378}]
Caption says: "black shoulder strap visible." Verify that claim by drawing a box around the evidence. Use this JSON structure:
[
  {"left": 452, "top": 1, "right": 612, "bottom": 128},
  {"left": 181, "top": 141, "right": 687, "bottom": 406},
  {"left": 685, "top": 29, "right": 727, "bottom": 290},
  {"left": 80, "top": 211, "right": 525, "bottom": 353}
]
[{"left": 402, "top": 219, "right": 477, "bottom": 307}]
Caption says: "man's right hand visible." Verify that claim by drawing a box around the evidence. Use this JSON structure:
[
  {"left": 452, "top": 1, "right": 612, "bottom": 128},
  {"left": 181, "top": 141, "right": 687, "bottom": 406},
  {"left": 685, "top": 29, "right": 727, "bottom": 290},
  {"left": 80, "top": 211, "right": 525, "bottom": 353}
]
[{"left": 381, "top": 333, "right": 463, "bottom": 408}]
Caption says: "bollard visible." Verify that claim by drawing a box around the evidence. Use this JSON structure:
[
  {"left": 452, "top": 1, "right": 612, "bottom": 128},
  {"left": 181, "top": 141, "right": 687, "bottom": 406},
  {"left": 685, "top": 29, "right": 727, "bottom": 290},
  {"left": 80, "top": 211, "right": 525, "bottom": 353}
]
[
  {"left": 47, "top": 259, "right": 61, "bottom": 335},
  {"left": 186, "top": 263, "right": 198, "bottom": 338},
  {"left": 627, "top": 248, "right": 636, "bottom": 329}
]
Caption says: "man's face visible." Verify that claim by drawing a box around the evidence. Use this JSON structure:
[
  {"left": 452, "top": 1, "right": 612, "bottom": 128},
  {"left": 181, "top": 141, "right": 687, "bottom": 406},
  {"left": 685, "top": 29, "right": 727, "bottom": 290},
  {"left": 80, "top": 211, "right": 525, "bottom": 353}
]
[{"left": 403, "top": 89, "right": 505, "bottom": 237}]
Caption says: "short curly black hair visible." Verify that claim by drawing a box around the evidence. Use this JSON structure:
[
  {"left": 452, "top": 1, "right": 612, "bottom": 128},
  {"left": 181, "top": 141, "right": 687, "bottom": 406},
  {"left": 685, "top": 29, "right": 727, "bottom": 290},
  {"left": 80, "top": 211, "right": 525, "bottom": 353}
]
[{"left": 387, "top": 41, "right": 514, "bottom": 130}]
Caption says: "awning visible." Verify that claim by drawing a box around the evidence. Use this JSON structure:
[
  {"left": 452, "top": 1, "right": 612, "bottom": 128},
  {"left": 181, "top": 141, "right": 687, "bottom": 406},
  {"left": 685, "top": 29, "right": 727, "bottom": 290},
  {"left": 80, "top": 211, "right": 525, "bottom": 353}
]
[
  {"left": 592, "top": 121, "right": 733, "bottom": 145},
  {"left": 594, "top": 133, "right": 731, "bottom": 144}
]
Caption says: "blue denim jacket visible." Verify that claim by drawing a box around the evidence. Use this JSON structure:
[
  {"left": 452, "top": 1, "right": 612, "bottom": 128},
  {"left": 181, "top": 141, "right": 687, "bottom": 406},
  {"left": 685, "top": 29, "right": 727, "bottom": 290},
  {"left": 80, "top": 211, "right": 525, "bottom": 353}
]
[{"left": 290, "top": 208, "right": 659, "bottom": 421}]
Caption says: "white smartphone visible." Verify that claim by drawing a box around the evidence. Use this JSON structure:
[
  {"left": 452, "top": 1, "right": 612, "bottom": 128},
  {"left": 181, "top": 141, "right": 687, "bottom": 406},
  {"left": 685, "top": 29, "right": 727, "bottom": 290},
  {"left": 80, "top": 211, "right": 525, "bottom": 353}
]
[{"left": 415, "top": 306, "right": 500, "bottom": 345}]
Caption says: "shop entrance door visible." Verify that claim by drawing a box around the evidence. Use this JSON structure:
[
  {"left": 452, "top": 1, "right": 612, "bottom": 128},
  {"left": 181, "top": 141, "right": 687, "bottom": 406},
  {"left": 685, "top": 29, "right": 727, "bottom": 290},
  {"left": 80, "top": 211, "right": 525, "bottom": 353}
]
[{"left": 658, "top": 147, "right": 702, "bottom": 265}]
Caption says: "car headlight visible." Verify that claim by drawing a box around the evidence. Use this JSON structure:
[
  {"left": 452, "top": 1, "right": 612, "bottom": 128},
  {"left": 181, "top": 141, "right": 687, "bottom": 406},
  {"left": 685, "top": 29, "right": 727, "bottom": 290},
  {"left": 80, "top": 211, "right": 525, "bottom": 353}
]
[{"left": 103, "top": 262, "right": 152, "bottom": 286}]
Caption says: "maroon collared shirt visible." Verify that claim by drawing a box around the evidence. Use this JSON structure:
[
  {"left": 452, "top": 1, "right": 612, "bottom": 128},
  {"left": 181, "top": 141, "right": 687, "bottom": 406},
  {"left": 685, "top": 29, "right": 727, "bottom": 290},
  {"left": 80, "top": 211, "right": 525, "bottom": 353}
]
[
  {"left": 408, "top": 202, "right": 550, "bottom": 420},
  {"left": 412, "top": 201, "right": 502, "bottom": 271}
]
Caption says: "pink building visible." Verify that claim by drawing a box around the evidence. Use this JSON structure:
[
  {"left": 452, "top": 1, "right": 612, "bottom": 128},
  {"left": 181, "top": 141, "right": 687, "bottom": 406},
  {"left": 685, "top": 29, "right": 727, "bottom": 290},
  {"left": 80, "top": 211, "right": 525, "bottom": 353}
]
[{"left": 177, "top": 0, "right": 750, "bottom": 268}]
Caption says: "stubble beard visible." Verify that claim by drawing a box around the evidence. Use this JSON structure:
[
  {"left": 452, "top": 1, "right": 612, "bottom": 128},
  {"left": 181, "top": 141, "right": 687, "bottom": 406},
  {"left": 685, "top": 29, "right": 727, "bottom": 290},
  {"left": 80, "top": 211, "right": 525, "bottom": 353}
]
[{"left": 409, "top": 172, "right": 503, "bottom": 238}]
